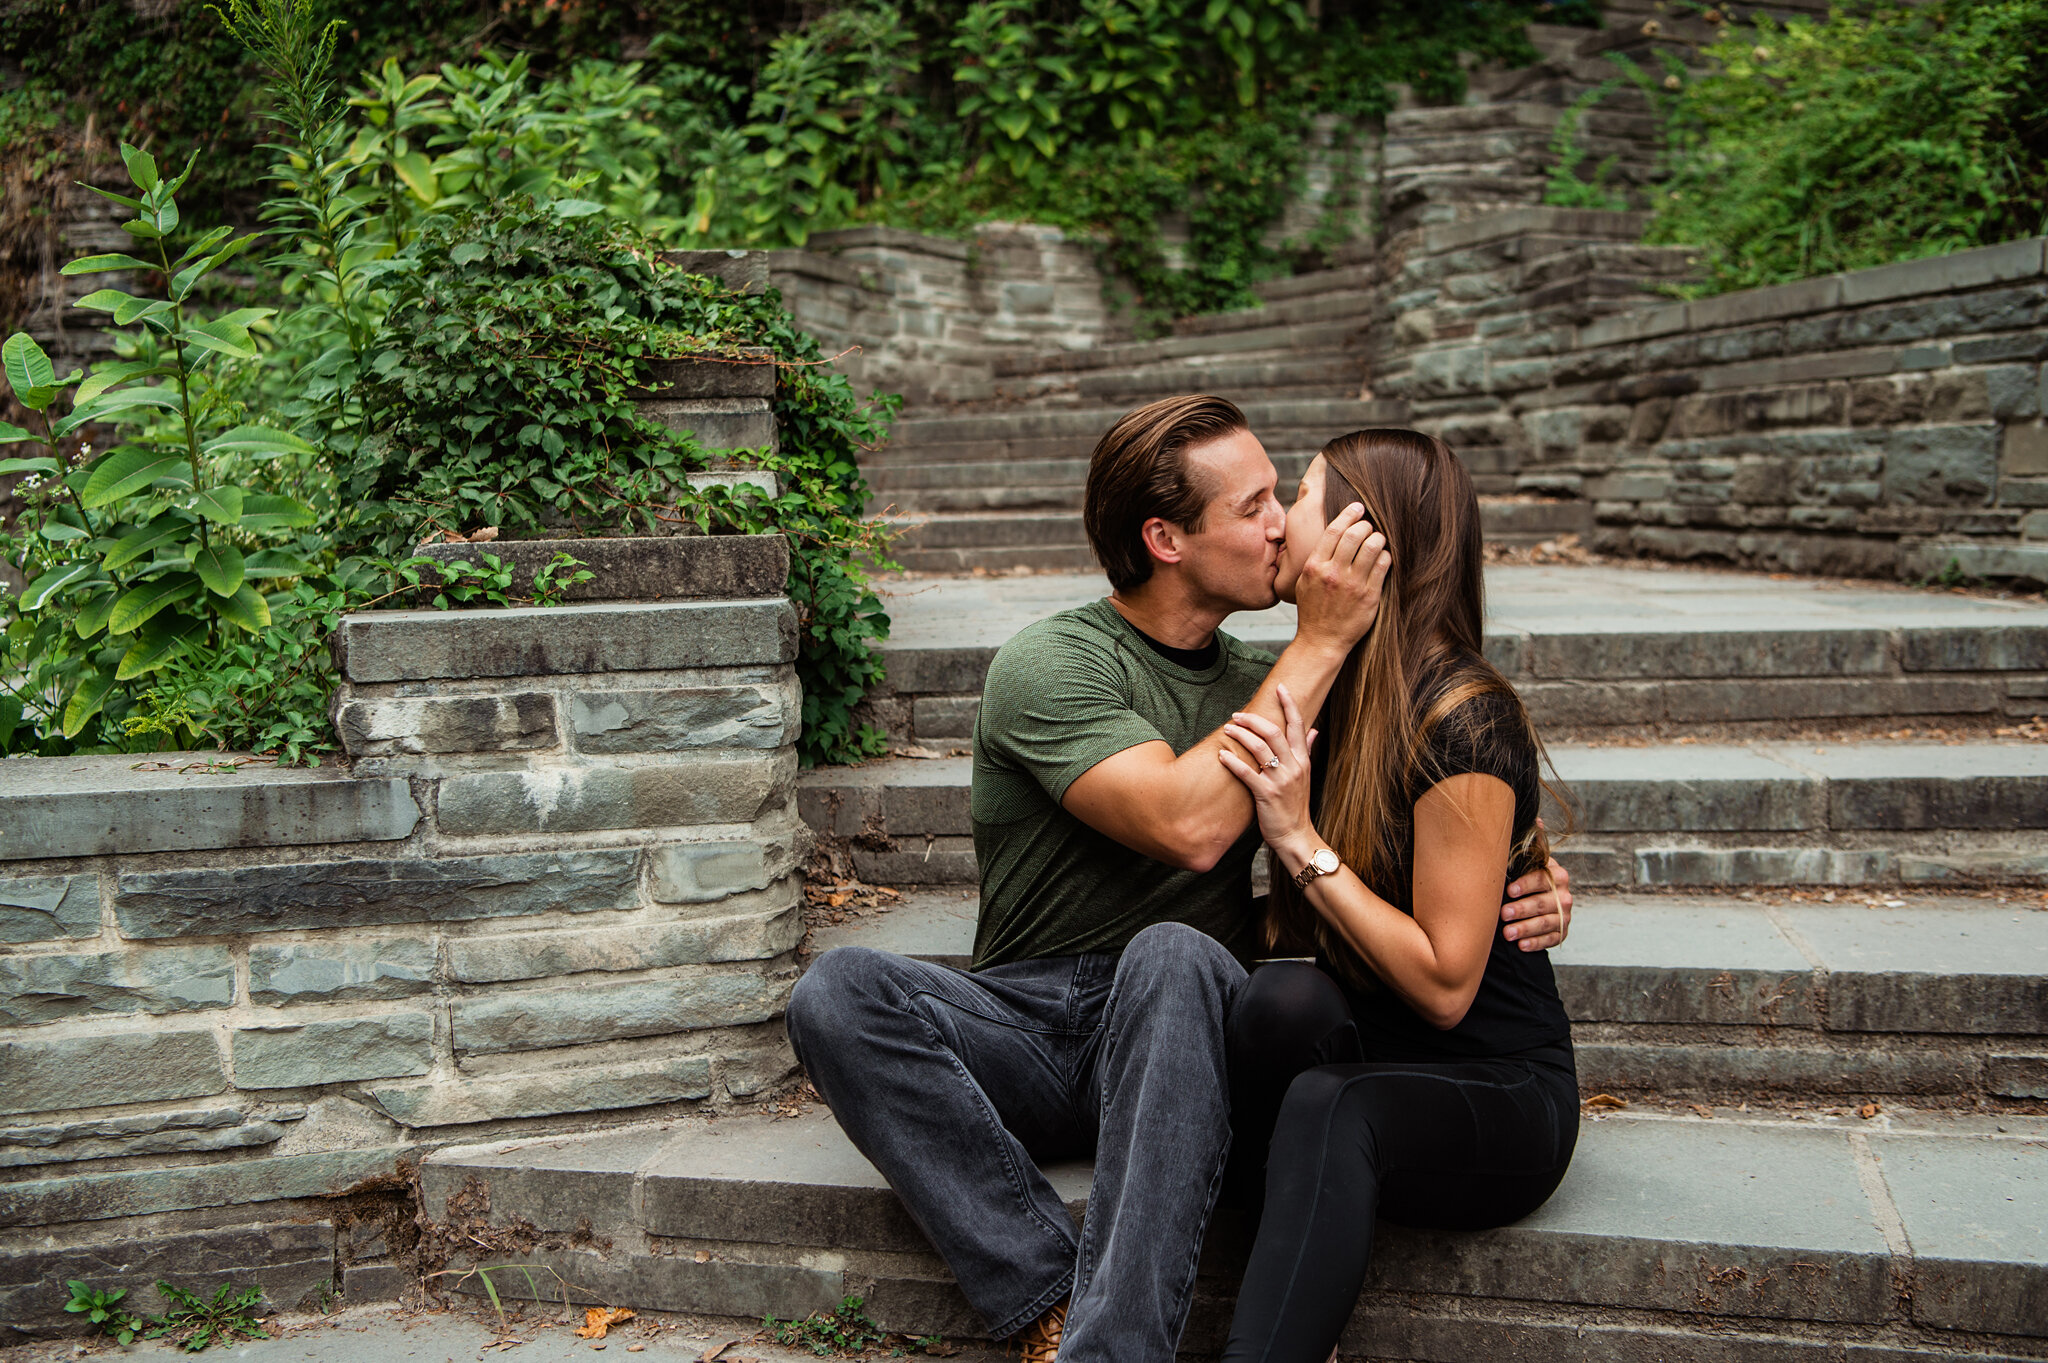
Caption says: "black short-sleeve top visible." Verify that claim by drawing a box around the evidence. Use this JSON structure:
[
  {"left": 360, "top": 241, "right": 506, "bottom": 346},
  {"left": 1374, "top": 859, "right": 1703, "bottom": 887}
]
[{"left": 1320, "top": 662, "right": 1575, "bottom": 1066}]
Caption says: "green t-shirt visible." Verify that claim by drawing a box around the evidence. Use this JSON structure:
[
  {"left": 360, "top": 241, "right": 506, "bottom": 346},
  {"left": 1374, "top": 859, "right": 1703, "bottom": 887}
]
[{"left": 969, "top": 598, "right": 1276, "bottom": 969}]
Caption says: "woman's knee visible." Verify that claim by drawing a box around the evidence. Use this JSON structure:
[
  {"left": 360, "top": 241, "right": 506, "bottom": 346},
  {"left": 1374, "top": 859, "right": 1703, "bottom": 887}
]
[{"left": 1228, "top": 962, "right": 1351, "bottom": 1058}]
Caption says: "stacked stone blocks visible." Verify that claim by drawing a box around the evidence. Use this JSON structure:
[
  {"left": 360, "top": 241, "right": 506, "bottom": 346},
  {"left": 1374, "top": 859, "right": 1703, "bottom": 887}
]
[{"left": 0, "top": 533, "right": 807, "bottom": 1339}]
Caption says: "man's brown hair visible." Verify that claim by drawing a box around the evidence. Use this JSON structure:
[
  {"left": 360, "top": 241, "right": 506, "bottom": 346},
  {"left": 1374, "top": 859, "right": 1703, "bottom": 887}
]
[{"left": 1082, "top": 394, "right": 1250, "bottom": 591}]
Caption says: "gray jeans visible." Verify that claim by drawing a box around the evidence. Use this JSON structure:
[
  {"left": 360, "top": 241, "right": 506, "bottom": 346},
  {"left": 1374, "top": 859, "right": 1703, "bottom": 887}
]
[{"left": 785, "top": 921, "right": 1247, "bottom": 1363}]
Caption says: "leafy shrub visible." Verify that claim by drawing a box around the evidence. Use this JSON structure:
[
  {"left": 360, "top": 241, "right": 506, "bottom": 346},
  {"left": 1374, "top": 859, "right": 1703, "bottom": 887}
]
[
  {"left": 356, "top": 198, "right": 899, "bottom": 765},
  {"left": 0, "top": 146, "right": 320, "bottom": 752},
  {"left": 1646, "top": 0, "right": 2048, "bottom": 295}
]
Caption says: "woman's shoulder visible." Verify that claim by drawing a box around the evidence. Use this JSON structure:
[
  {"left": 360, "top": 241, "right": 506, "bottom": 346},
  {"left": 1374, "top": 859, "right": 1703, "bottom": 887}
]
[{"left": 1415, "top": 663, "right": 1534, "bottom": 783}]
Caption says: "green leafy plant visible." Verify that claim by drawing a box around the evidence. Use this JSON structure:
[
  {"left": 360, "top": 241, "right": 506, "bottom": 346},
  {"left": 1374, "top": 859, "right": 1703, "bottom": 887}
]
[
  {"left": 1645, "top": 0, "right": 2048, "bottom": 295},
  {"left": 353, "top": 198, "right": 897, "bottom": 764},
  {"left": 1542, "top": 78, "right": 1630, "bottom": 211},
  {"left": 146, "top": 1279, "right": 268, "bottom": 1352},
  {"left": 63, "top": 1281, "right": 144, "bottom": 1346},
  {"left": 765, "top": 1293, "right": 891, "bottom": 1357},
  {"left": 0, "top": 145, "right": 319, "bottom": 751}
]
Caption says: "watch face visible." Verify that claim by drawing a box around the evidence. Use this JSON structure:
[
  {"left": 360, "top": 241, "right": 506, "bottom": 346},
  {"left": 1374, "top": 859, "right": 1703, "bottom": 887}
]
[{"left": 1312, "top": 848, "right": 1340, "bottom": 874}]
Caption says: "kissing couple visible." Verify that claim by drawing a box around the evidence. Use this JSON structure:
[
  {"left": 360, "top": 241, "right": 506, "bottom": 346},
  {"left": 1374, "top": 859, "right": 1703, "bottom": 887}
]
[{"left": 789, "top": 395, "right": 1581, "bottom": 1362}]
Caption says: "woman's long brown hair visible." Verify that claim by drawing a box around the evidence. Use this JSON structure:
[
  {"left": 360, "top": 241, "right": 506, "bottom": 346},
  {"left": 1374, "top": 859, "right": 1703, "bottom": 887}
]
[{"left": 1265, "top": 428, "right": 1572, "bottom": 979}]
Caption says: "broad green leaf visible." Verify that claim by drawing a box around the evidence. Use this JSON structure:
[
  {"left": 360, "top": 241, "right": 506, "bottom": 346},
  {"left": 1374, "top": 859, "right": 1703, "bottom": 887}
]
[
  {"left": 104, "top": 514, "right": 193, "bottom": 569},
  {"left": 553, "top": 199, "right": 604, "bottom": 218},
  {"left": 0, "top": 423, "right": 37, "bottom": 448},
  {"left": 17, "top": 385, "right": 57, "bottom": 412},
  {"left": 107, "top": 573, "right": 201, "bottom": 636},
  {"left": 391, "top": 151, "right": 439, "bottom": 203},
  {"left": 0, "top": 455, "right": 58, "bottom": 474},
  {"left": 52, "top": 387, "right": 182, "bottom": 439},
  {"left": 212, "top": 306, "right": 275, "bottom": 331},
  {"left": 37, "top": 518, "right": 90, "bottom": 542},
  {"left": 189, "top": 486, "right": 244, "bottom": 524},
  {"left": 215, "top": 582, "right": 271, "bottom": 633},
  {"left": 203, "top": 425, "right": 317, "bottom": 458},
  {"left": 3, "top": 333, "right": 54, "bottom": 400},
  {"left": 112, "top": 296, "right": 174, "bottom": 326},
  {"left": 119, "top": 142, "right": 160, "bottom": 191},
  {"left": 237, "top": 494, "right": 318, "bottom": 531},
  {"left": 173, "top": 226, "right": 235, "bottom": 266},
  {"left": 73, "top": 589, "right": 118, "bottom": 639},
  {"left": 61, "top": 669, "right": 115, "bottom": 739},
  {"left": 81, "top": 185, "right": 145, "bottom": 212},
  {"left": 116, "top": 613, "right": 201, "bottom": 680},
  {"left": 193, "top": 541, "right": 245, "bottom": 597},
  {"left": 180, "top": 319, "right": 257, "bottom": 360},
  {"left": 72, "top": 289, "right": 140, "bottom": 314},
  {"left": 81, "top": 447, "right": 191, "bottom": 507},
  {"left": 75, "top": 359, "right": 167, "bottom": 406},
  {"left": 20, "top": 559, "right": 97, "bottom": 610},
  {"left": 60, "top": 253, "right": 161, "bottom": 276},
  {"left": 121, "top": 219, "right": 164, "bottom": 242},
  {"left": 242, "top": 548, "right": 313, "bottom": 578}
]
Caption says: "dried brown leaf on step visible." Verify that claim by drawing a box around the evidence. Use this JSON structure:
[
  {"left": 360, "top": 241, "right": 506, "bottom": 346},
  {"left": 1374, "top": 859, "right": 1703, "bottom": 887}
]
[
  {"left": 577, "top": 1307, "right": 636, "bottom": 1339},
  {"left": 693, "top": 1250, "right": 711, "bottom": 1263},
  {"left": 1583, "top": 1093, "right": 1628, "bottom": 1110},
  {"left": 1859, "top": 1102, "right": 1881, "bottom": 1119},
  {"left": 698, "top": 1341, "right": 741, "bottom": 1362},
  {"left": 925, "top": 1342, "right": 961, "bottom": 1357},
  {"left": 1689, "top": 1104, "right": 1713, "bottom": 1119}
]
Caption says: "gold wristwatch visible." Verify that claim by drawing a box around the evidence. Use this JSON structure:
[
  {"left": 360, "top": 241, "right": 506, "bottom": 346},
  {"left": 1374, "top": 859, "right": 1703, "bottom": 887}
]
[{"left": 1292, "top": 846, "right": 1340, "bottom": 889}]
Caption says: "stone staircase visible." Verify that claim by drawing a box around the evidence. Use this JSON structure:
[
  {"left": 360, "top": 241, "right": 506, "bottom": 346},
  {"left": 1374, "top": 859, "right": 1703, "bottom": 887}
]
[{"left": 420, "top": 562, "right": 2048, "bottom": 1360}]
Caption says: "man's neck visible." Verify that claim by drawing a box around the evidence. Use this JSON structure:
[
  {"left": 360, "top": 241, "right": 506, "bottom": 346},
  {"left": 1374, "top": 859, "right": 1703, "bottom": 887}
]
[{"left": 1108, "top": 580, "right": 1226, "bottom": 651}]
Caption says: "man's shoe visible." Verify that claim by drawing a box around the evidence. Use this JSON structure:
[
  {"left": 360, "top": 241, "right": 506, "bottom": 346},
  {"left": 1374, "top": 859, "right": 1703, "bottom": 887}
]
[{"left": 1016, "top": 1299, "right": 1067, "bottom": 1363}]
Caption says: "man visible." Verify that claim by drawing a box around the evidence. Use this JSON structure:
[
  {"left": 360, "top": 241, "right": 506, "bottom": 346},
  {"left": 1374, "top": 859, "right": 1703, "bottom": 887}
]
[{"left": 786, "top": 395, "right": 1572, "bottom": 1363}]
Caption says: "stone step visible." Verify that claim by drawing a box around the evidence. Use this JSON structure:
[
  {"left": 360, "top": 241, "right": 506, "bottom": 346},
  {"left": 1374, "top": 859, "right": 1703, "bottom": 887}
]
[
  {"left": 869, "top": 448, "right": 1512, "bottom": 499},
  {"left": 1166, "top": 289, "right": 1378, "bottom": 339},
  {"left": 810, "top": 888, "right": 2048, "bottom": 1104},
  {"left": 862, "top": 566, "right": 2048, "bottom": 742},
  {"left": 991, "top": 318, "right": 1373, "bottom": 379},
  {"left": 1028, "top": 355, "right": 1367, "bottom": 407},
  {"left": 1252, "top": 261, "right": 1378, "bottom": 303},
  {"left": 420, "top": 1105, "right": 2048, "bottom": 1356},
  {"left": 883, "top": 498, "right": 1564, "bottom": 554},
  {"left": 799, "top": 739, "right": 2048, "bottom": 892}
]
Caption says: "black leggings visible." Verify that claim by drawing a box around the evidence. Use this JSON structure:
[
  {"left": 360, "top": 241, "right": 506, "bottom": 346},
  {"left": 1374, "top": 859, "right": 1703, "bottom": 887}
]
[{"left": 1220, "top": 963, "right": 1579, "bottom": 1363}]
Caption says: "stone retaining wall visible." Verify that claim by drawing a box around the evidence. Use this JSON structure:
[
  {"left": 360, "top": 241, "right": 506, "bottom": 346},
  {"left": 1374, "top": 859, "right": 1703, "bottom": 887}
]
[
  {"left": 0, "top": 536, "right": 806, "bottom": 1341},
  {"left": 1384, "top": 226, "right": 2048, "bottom": 584},
  {"left": 767, "top": 223, "right": 1119, "bottom": 406}
]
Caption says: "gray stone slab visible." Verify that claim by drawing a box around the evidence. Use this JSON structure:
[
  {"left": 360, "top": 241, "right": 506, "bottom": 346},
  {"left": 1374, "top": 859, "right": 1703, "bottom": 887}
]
[
  {"left": 637, "top": 350, "right": 777, "bottom": 398},
  {"left": 335, "top": 692, "right": 558, "bottom": 758},
  {"left": 649, "top": 827, "right": 806, "bottom": 904},
  {"left": 811, "top": 888, "right": 979, "bottom": 969},
  {"left": 449, "top": 964, "right": 794, "bottom": 1056},
  {"left": 1870, "top": 1133, "right": 2048, "bottom": 1336},
  {"left": 569, "top": 680, "right": 799, "bottom": 753},
  {"left": 1552, "top": 898, "right": 1818, "bottom": 1025},
  {"left": 1779, "top": 742, "right": 2048, "bottom": 830},
  {"left": 445, "top": 1243, "right": 845, "bottom": 1322},
  {"left": 421, "top": 1124, "right": 676, "bottom": 1230},
  {"left": 114, "top": 848, "right": 641, "bottom": 938},
  {"left": 231, "top": 1013, "right": 436, "bottom": 1089},
  {"left": 1528, "top": 628, "right": 1890, "bottom": 680},
  {"left": 0, "top": 1028, "right": 226, "bottom": 1117},
  {"left": 0, "top": 872, "right": 100, "bottom": 943},
  {"left": 1778, "top": 903, "right": 2048, "bottom": 1034},
  {"left": 1634, "top": 846, "right": 1895, "bottom": 886},
  {"left": 444, "top": 895, "right": 799, "bottom": 983},
  {"left": 0, "top": 1106, "right": 297, "bottom": 1167},
  {"left": 0, "top": 1147, "right": 410, "bottom": 1228},
  {"left": 436, "top": 750, "right": 795, "bottom": 835},
  {"left": 373, "top": 1057, "right": 712, "bottom": 1128},
  {"left": 412, "top": 533, "right": 788, "bottom": 605},
  {"left": 335, "top": 598, "right": 797, "bottom": 683},
  {"left": 0, "top": 1221, "right": 338, "bottom": 1337},
  {"left": 1575, "top": 1039, "right": 1983, "bottom": 1098},
  {"left": 248, "top": 936, "right": 439, "bottom": 1005},
  {"left": 0, "top": 944, "right": 235, "bottom": 1025},
  {"left": 637, "top": 1108, "right": 1087, "bottom": 1253},
  {"left": 0, "top": 756, "right": 417, "bottom": 861},
  {"left": 1439, "top": 1120, "right": 1893, "bottom": 1322},
  {"left": 1546, "top": 746, "right": 1821, "bottom": 832}
]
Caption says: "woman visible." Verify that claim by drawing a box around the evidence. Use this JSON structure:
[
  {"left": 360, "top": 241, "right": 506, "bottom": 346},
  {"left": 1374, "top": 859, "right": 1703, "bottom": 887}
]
[{"left": 1212, "top": 427, "right": 1579, "bottom": 1363}]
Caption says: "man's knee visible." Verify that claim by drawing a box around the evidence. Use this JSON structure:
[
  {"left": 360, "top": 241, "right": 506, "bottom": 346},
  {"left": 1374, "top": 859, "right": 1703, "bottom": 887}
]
[
  {"left": 787, "top": 946, "right": 899, "bottom": 1054},
  {"left": 1120, "top": 921, "right": 1243, "bottom": 991}
]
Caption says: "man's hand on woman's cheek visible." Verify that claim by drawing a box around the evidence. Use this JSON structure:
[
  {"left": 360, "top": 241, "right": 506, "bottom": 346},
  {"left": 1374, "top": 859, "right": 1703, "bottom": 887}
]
[{"left": 1500, "top": 855, "right": 1572, "bottom": 952}]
